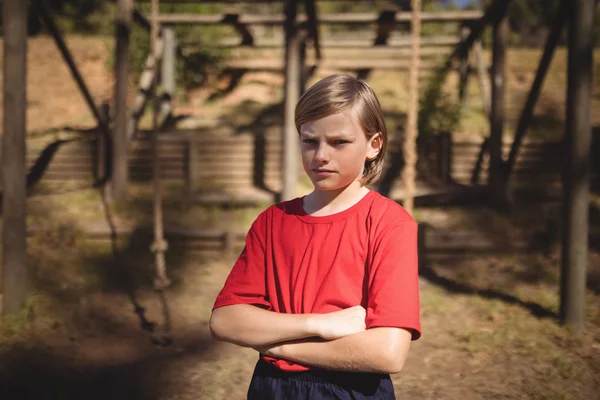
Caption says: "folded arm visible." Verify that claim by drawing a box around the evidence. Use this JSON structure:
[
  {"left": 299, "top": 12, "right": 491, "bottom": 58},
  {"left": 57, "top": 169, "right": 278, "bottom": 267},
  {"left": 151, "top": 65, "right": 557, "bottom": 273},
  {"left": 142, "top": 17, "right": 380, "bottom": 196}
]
[
  {"left": 210, "top": 304, "right": 366, "bottom": 348},
  {"left": 259, "top": 327, "right": 412, "bottom": 374}
]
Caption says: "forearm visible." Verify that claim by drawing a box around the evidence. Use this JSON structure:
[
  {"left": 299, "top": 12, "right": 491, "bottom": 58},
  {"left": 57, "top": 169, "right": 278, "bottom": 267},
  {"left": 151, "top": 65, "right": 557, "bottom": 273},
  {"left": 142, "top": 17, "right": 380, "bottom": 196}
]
[
  {"left": 210, "top": 304, "right": 319, "bottom": 348},
  {"left": 267, "top": 328, "right": 412, "bottom": 374}
]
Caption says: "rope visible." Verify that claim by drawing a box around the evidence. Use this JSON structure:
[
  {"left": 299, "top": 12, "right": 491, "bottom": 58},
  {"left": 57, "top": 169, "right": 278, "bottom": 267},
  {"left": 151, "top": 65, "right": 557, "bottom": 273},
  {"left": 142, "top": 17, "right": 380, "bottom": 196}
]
[{"left": 401, "top": 0, "right": 422, "bottom": 215}]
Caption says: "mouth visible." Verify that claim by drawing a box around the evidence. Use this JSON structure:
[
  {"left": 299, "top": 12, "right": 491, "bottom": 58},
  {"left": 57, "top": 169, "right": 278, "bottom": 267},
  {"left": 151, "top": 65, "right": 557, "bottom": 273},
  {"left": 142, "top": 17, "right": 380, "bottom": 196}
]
[{"left": 311, "top": 168, "right": 335, "bottom": 177}]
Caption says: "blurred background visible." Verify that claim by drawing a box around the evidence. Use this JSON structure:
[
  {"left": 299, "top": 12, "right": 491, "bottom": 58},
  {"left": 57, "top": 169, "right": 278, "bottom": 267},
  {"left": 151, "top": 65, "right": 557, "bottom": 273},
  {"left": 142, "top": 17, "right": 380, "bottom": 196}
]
[{"left": 0, "top": 0, "right": 599, "bottom": 399}]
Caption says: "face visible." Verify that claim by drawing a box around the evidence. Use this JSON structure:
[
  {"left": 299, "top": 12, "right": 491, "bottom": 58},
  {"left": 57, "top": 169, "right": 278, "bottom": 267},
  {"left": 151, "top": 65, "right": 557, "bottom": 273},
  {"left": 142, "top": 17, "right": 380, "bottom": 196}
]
[{"left": 300, "top": 111, "right": 381, "bottom": 191}]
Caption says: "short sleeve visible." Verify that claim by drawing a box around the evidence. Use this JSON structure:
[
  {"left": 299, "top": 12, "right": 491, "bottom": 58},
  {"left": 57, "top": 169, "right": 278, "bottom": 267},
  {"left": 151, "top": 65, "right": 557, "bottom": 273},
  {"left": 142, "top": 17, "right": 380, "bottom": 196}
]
[
  {"left": 212, "top": 213, "right": 271, "bottom": 310},
  {"left": 366, "top": 219, "right": 421, "bottom": 340}
]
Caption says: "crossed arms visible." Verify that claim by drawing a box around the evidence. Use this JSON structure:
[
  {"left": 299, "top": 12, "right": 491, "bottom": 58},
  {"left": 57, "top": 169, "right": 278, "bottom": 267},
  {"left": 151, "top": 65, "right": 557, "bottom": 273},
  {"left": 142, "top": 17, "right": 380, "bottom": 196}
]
[{"left": 209, "top": 304, "right": 412, "bottom": 374}]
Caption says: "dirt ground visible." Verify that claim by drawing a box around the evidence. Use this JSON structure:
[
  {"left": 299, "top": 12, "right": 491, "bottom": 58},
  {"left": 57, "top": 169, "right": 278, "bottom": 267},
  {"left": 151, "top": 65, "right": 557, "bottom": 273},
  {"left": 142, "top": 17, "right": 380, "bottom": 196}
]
[{"left": 0, "top": 36, "right": 599, "bottom": 399}]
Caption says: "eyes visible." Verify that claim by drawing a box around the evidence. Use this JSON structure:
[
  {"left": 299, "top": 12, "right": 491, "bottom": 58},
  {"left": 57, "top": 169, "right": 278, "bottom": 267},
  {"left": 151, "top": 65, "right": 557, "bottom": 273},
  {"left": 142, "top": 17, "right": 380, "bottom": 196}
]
[{"left": 302, "top": 139, "right": 351, "bottom": 146}]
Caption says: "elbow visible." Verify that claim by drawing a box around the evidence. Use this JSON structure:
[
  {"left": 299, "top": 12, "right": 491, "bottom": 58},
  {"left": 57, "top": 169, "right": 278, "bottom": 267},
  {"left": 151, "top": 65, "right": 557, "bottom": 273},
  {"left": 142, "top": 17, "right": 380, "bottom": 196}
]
[
  {"left": 377, "top": 330, "right": 411, "bottom": 374},
  {"left": 380, "top": 353, "right": 407, "bottom": 375},
  {"left": 209, "top": 310, "right": 226, "bottom": 342}
]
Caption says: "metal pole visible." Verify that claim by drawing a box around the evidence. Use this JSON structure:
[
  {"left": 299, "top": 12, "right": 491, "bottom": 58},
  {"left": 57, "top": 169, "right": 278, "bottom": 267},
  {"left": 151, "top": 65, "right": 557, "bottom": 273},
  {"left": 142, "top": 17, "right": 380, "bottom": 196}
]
[
  {"left": 560, "top": 0, "right": 594, "bottom": 333},
  {"left": 2, "top": 0, "right": 28, "bottom": 314}
]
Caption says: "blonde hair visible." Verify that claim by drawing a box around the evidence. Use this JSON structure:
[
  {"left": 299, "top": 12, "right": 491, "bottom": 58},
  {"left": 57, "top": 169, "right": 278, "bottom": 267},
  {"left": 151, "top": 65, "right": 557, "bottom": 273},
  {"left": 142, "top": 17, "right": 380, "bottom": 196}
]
[{"left": 295, "top": 74, "right": 387, "bottom": 186}]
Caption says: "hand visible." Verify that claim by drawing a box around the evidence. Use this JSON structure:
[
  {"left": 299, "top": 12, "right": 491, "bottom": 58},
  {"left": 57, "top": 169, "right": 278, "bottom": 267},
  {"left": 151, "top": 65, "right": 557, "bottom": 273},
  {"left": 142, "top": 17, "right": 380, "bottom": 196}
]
[
  {"left": 312, "top": 305, "right": 367, "bottom": 341},
  {"left": 254, "top": 343, "right": 283, "bottom": 358}
]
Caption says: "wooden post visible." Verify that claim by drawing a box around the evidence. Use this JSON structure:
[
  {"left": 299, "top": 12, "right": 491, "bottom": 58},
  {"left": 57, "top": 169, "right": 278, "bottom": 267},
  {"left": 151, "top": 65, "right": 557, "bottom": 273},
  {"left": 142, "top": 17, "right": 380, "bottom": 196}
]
[
  {"left": 113, "top": 0, "right": 133, "bottom": 201},
  {"left": 560, "top": 0, "right": 594, "bottom": 333},
  {"left": 304, "top": 0, "right": 321, "bottom": 60},
  {"left": 2, "top": 0, "right": 28, "bottom": 314},
  {"left": 97, "top": 103, "right": 111, "bottom": 181},
  {"left": 487, "top": 12, "right": 508, "bottom": 208},
  {"left": 437, "top": 131, "right": 452, "bottom": 184},
  {"left": 282, "top": 0, "right": 300, "bottom": 201},
  {"left": 458, "top": 23, "right": 470, "bottom": 105},
  {"left": 187, "top": 138, "right": 198, "bottom": 195},
  {"left": 417, "top": 223, "right": 427, "bottom": 268},
  {"left": 160, "top": 27, "right": 176, "bottom": 124},
  {"left": 506, "top": 0, "right": 569, "bottom": 178}
]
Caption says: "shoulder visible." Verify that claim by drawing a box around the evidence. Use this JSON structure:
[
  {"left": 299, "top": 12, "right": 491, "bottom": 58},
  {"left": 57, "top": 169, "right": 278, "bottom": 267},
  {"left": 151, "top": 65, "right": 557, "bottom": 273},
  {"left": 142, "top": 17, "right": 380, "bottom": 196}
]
[
  {"left": 250, "top": 197, "right": 302, "bottom": 229},
  {"left": 366, "top": 191, "right": 416, "bottom": 226}
]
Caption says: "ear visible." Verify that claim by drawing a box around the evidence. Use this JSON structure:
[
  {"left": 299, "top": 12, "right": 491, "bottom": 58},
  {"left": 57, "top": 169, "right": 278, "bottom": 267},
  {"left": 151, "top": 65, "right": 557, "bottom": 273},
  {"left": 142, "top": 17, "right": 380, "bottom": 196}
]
[{"left": 366, "top": 133, "right": 382, "bottom": 161}]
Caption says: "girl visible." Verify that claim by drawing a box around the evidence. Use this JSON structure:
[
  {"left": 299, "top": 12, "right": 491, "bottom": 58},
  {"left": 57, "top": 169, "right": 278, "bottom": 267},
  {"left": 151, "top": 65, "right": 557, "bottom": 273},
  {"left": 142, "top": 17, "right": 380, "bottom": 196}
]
[{"left": 210, "top": 74, "right": 421, "bottom": 399}]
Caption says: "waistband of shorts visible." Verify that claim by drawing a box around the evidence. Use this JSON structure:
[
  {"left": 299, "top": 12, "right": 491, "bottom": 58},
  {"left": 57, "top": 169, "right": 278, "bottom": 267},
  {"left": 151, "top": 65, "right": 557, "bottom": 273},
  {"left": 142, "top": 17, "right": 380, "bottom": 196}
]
[{"left": 253, "top": 357, "right": 391, "bottom": 386}]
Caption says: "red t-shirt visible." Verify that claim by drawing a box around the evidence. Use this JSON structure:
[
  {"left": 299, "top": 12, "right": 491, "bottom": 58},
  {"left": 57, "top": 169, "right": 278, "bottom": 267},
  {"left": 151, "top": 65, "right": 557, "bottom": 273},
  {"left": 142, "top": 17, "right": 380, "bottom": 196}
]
[{"left": 213, "top": 190, "right": 421, "bottom": 371}]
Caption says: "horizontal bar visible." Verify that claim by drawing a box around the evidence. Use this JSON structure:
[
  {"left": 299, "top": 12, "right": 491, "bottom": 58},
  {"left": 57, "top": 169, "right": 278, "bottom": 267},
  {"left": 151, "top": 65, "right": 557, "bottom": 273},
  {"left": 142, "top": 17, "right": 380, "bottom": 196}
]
[
  {"left": 158, "top": 11, "right": 483, "bottom": 25},
  {"left": 212, "top": 36, "right": 460, "bottom": 48}
]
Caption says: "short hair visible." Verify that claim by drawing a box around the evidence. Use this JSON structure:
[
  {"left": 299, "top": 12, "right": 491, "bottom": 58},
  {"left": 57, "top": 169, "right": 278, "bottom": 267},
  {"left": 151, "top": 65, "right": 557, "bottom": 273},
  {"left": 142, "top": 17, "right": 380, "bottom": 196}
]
[{"left": 295, "top": 74, "right": 387, "bottom": 186}]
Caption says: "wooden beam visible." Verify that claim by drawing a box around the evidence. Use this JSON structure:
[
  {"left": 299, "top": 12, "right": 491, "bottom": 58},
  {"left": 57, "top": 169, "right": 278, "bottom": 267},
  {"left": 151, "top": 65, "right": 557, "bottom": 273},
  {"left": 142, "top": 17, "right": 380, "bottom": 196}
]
[
  {"left": 157, "top": 11, "right": 483, "bottom": 25},
  {"left": 224, "top": 57, "right": 444, "bottom": 70},
  {"left": 225, "top": 14, "right": 255, "bottom": 45},
  {"left": 443, "top": 0, "right": 511, "bottom": 71},
  {"left": 2, "top": 0, "right": 28, "bottom": 314},
  {"left": 127, "top": 37, "right": 165, "bottom": 144},
  {"left": 560, "top": 0, "right": 594, "bottom": 333},
  {"left": 282, "top": 0, "right": 300, "bottom": 201},
  {"left": 374, "top": 10, "right": 396, "bottom": 45},
  {"left": 506, "top": 0, "right": 570, "bottom": 178},
  {"left": 133, "top": 5, "right": 152, "bottom": 31},
  {"left": 487, "top": 11, "right": 508, "bottom": 207},
  {"left": 458, "top": 24, "right": 470, "bottom": 105},
  {"left": 321, "top": 11, "right": 484, "bottom": 23},
  {"left": 214, "top": 36, "right": 460, "bottom": 48},
  {"left": 137, "top": 0, "right": 357, "bottom": 2},
  {"left": 34, "top": 0, "right": 110, "bottom": 139},
  {"left": 113, "top": 0, "right": 133, "bottom": 201},
  {"left": 304, "top": 0, "right": 321, "bottom": 59}
]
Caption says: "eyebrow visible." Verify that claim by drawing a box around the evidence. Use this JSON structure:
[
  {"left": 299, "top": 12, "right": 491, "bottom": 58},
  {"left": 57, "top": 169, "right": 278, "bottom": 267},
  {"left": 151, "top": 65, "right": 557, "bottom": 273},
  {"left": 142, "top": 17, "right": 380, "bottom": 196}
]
[{"left": 300, "top": 132, "right": 356, "bottom": 140}]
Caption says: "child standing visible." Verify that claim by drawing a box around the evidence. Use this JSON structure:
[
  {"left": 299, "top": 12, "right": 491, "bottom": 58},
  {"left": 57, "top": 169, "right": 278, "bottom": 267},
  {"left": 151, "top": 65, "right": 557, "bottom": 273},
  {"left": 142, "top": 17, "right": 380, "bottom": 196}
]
[{"left": 210, "top": 74, "right": 421, "bottom": 399}]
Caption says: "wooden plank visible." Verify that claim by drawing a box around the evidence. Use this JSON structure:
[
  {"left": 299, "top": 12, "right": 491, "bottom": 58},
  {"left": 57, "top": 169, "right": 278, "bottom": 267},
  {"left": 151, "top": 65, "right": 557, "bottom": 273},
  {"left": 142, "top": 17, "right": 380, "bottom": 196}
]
[
  {"left": 158, "top": 11, "right": 483, "bottom": 25},
  {"left": 217, "top": 36, "right": 460, "bottom": 48},
  {"left": 224, "top": 58, "right": 442, "bottom": 70}
]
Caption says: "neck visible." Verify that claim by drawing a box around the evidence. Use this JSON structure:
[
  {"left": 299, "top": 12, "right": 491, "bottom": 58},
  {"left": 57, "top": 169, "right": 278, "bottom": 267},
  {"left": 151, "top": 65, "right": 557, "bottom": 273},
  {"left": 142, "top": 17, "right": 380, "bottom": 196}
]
[{"left": 305, "top": 181, "right": 370, "bottom": 215}]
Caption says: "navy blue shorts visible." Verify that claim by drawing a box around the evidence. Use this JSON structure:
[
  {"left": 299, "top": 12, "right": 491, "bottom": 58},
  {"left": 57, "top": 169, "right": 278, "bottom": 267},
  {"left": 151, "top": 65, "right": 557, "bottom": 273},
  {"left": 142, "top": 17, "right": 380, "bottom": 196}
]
[{"left": 247, "top": 358, "right": 396, "bottom": 400}]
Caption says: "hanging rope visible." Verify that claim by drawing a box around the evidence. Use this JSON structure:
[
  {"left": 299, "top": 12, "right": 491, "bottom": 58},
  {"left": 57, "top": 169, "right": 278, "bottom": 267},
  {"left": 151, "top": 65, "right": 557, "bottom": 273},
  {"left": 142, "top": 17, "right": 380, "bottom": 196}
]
[
  {"left": 150, "top": 0, "right": 172, "bottom": 346},
  {"left": 401, "top": 0, "right": 422, "bottom": 215}
]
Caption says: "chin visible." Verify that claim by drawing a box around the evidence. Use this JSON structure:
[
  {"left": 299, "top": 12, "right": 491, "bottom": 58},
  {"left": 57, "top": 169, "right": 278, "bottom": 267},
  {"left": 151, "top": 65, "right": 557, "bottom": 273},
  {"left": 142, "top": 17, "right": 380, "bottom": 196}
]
[{"left": 310, "top": 177, "right": 357, "bottom": 192}]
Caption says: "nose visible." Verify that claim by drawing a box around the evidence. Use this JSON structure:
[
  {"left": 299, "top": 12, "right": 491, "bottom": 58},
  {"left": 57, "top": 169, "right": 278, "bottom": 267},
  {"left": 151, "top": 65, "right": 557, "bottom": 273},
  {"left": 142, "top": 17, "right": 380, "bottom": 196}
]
[{"left": 314, "top": 143, "right": 330, "bottom": 164}]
